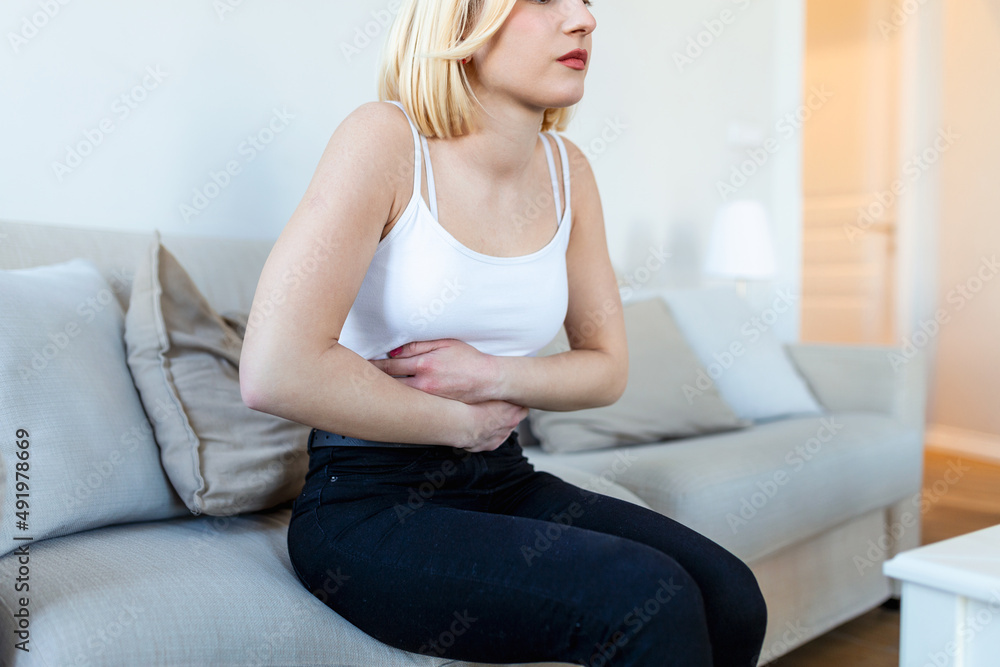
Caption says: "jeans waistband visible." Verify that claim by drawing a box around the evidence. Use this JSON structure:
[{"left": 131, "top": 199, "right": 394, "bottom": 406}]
[{"left": 309, "top": 428, "right": 441, "bottom": 449}]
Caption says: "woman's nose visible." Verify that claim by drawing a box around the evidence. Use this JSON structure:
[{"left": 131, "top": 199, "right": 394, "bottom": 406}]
[{"left": 565, "top": 1, "right": 597, "bottom": 35}]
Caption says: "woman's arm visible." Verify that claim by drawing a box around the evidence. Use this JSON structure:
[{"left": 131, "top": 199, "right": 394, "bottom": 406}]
[
  {"left": 487, "top": 138, "right": 629, "bottom": 411},
  {"left": 239, "top": 102, "right": 473, "bottom": 446}
]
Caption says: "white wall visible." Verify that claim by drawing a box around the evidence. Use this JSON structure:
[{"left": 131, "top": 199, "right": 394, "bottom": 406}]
[
  {"left": 1, "top": 0, "right": 806, "bottom": 340},
  {"left": 927, "top": 0, "right": 1000, "bottom": 439}
]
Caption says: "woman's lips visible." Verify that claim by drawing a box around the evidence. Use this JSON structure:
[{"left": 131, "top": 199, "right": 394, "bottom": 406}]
[{"left": 558, "top": 48, "right": 588, "bottom": 70}]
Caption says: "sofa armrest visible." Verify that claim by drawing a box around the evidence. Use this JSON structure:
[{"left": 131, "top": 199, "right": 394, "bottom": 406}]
[{"left": 784, "top": 342, "right": 928, "bottom": 431}]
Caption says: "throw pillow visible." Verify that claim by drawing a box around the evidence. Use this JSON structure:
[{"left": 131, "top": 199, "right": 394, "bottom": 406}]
[
  {"left": 123, "top": 234, "right": 310, "bottom": 516},
  {"left": 528, "top": 297, "right": 750, "bottom": 454},
  {"left": 659, "top": 286, "right": 824, "bottom": 422},
  {"left": 0, "top": 259, "right": 189, "bottom": 558}
]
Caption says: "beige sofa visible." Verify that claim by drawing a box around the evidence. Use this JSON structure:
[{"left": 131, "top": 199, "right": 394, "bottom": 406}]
[{"left": 0, "top": 218, "right": 927, "bottom": 666}]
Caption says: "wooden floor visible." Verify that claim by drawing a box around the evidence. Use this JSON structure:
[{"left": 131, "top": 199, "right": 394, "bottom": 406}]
[{"left": 765, "top": 449, "right": 1000, "bottom": 666}]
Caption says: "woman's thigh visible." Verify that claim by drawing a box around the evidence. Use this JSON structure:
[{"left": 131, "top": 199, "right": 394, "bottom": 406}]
[
  {"left": 494, "top": 470, "right": 768, "bottom": 667},
  {"left": 287, "top": 489, "right": 713, "bottom": 666}
]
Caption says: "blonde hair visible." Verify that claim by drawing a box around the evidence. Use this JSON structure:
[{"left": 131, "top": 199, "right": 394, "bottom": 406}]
[{"left": 377, "top": 0, "right": 576, "bottom": 138}]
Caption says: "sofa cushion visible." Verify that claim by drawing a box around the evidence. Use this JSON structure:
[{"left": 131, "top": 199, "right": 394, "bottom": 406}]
[
  {"left": 522, "top": 412, "right": 924, "bottom": 563},
  {"left": 0, "top": 259, "right": 189, "bottom": 558},
  {"left": 524, "top": 459, "right": 652, "bottom": 509},
  {"left": 656, "top": 286, "right": 824, "bottom": 423},
  {"left": 124, "top": 236, "right": 310, "bottom": 516},
  {"left": 0, "top": 510, "right": 567, "bottom": 667},
  {"left": 0, "top": 219, "right": 274, "bottom": 317},
  {"left": 528, "top": 298, "right": 749, "bottom": 454}
]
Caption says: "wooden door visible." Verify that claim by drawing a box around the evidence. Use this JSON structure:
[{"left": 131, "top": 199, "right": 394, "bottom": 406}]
[{"left": 800, "top": 0, "right": 901, "bottom": 344}]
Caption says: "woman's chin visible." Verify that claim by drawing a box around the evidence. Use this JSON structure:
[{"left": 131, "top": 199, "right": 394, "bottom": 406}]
[{"left": 538, "top": 88, "right": 586, "bottom": 110}]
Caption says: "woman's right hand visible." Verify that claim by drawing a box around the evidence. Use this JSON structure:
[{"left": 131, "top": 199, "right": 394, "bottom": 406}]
[{"left": 455, "top": 400, "right": 529, "bottom": 453}]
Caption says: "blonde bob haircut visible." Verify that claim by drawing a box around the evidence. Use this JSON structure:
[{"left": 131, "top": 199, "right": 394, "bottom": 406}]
[{"left": 377, "top": 0, "right": 577, "bottom": 138}]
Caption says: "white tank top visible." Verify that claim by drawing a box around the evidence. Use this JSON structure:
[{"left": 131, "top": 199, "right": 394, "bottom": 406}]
[{"left": 336, "top": 101, "right": 572, "bottom": 361}]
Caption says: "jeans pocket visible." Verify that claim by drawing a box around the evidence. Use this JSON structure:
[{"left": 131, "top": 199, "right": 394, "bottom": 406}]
[{"left": 291, "top": 475, "right": 324, "bottom": 519}]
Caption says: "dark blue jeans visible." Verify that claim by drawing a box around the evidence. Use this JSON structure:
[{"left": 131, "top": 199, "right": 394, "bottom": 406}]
[{"left": 287, "top": 428, "right": 767, "bottom": 666}]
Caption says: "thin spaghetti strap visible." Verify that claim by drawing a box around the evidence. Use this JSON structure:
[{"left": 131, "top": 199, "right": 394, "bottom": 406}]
[
  {"left": 420, "top": 134, "right": 439, "bottom": 220},
  {"left": 540, "top": 133, "right": 562, "bottom": 225},
  {"left": 385, "top": 100, "right": 421, "bottom": 209},
  {"left": 548, "top": 132, "right": 571, "bottom": 216}
]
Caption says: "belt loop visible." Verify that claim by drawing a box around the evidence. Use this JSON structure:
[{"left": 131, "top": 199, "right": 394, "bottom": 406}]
[{"left": 307, "top": 428, "right": 317, "bottom": 453}]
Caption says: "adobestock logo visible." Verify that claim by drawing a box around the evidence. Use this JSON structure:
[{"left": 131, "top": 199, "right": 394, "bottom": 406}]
[
  {"left": 580, "top": 117, "right": 629, "bottom": 162},
  {"left": 417, "top": 610, "right": 478, "bottom": 659},
  {"left": 887, "top": 253, "right": 998, "bottom": 371},
  {"left": 179, "top": 107, "right": 295, "bottom": 223},
  {"left": 878, "top": 0, "right": 931, "bottom": 39},
  {"left": 7, "top": 0, "right": 73, "bottom": 56},
  {"left": 61, "top": 600, "right": 145, "bottom": 667},
  {"left": 586, "top": 578, "right": 685, "bottom": 667},
  {"left": 17, "top": 268, "right": 132, "bottom": 381},
  {"left": 672, "top": 0, "right": 754, "bottom": 74},
  {"left": 392, "top": 455, "right": 471, "bottom": 525},
  {"left": 845, "top": 127, "right": 959, "bottom": 244},
  {"left": 340, "top": 2, "right": 403, "bottom": 63},
  {"left": 758, "top": 620, "right": 812, "bottom": 663},
  {"left": 51, "top": 66, "right": 168, "bottom": 183},
  {"left": 617, "top": 244, "right": 672, "bottom": 301},
  {"left": 215, "top": 0, "right": 246, "bottom": 22},
  {"left": 853, "top": 459, "right": 970, "bottom": 576},
  {"left": 726, "top": 417, "right": 845, "bottom": 534},
  {"left": 716, "top": 85, "right": 834, "bottom": 200},
  {"left": 520, "top": 498, "right": 598, "bottom": 567},
  {"left": 682, "top": 289, "right": 799, "bottom": 404},
  {"left": 408, "top": 277, "right": 465, "bottom": 332}
]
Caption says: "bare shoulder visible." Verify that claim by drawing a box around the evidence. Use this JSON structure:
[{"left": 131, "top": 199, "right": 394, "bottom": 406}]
[
  {"left": 340, "top": 100, "right": 412, "bottom": 140},
  {"left": 305, "top": 101, "right": 415, "bottom": 215},
  {"left": 557, "top": 136, "right": 597, "bottom": 194},
  {"left": 558, "top": 135, "right": 590, "bottom": 174},
  {"left": 555, "top": 135, "right": 601, "bottom": 222},
  {"left": 322, "top": 101, "right": 413, "bottom": 173}
]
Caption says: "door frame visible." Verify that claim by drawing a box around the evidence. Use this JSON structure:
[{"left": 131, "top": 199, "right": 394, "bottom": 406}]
[{"left": 895, "top": 0, "right": 944, "bottom": 355}]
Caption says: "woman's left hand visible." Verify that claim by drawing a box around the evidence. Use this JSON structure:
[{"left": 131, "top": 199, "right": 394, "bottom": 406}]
[{"left": 367, "top": 339, "right": 499, "bottom": 404}]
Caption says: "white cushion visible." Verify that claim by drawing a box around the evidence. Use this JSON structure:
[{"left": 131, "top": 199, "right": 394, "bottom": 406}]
[
  {"left": 0, "top": 259, "right": 189, "bottom": 558},
  {"left": 0, "top": 219, "right": 274, "bottom": 318},
  {"left": 523, "top": 457, "right": 653, "bottom": 509},
  {"left": 0, "top": 508, "right": 570, "bottom": 666},
  {"left": 524, "top": 412, "right": 923, "bottom": 563},
  {"left": 657, "top": 286, "right": 823, "bottom": 422},
  {"left": 527, "top": 298, "right": 748, "bottom": 454}
]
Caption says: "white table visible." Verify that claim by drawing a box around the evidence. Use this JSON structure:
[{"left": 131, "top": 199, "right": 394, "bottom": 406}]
[{"left": 883, "top": 524, "right": 1000, "bottom": 667}]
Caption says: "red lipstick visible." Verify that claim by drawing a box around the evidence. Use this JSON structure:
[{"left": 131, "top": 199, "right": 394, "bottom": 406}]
[{"left": 558, "top": 48, "right": 588, "bottom": 70}]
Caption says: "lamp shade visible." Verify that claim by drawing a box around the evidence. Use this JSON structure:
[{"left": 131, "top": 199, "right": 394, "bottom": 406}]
[{"left": 704, "top": 200, "right": 777, "bottom": 279}]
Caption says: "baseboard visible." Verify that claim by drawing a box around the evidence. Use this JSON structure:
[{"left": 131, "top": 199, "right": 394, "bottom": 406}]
[
  {"left": 923, "top": 426, "right": 1000, "bottom": 515},
  {"left": 925, "top": 423, "right": 1000, "bottom": 466}
]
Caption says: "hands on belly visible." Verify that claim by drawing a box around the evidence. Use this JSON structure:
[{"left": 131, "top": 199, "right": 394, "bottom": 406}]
[{"left": 366, "top": 338, "right": 499, "bottom": 404}]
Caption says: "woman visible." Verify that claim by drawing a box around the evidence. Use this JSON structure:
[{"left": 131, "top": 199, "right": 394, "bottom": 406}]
[{"left": 240, "top": 0, "right": 767, "bottom": 664}]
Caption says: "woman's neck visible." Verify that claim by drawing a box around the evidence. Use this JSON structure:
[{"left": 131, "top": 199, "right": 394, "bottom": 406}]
[{"left": 432, "top": 86, "right": 547, "bottom": 186}]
